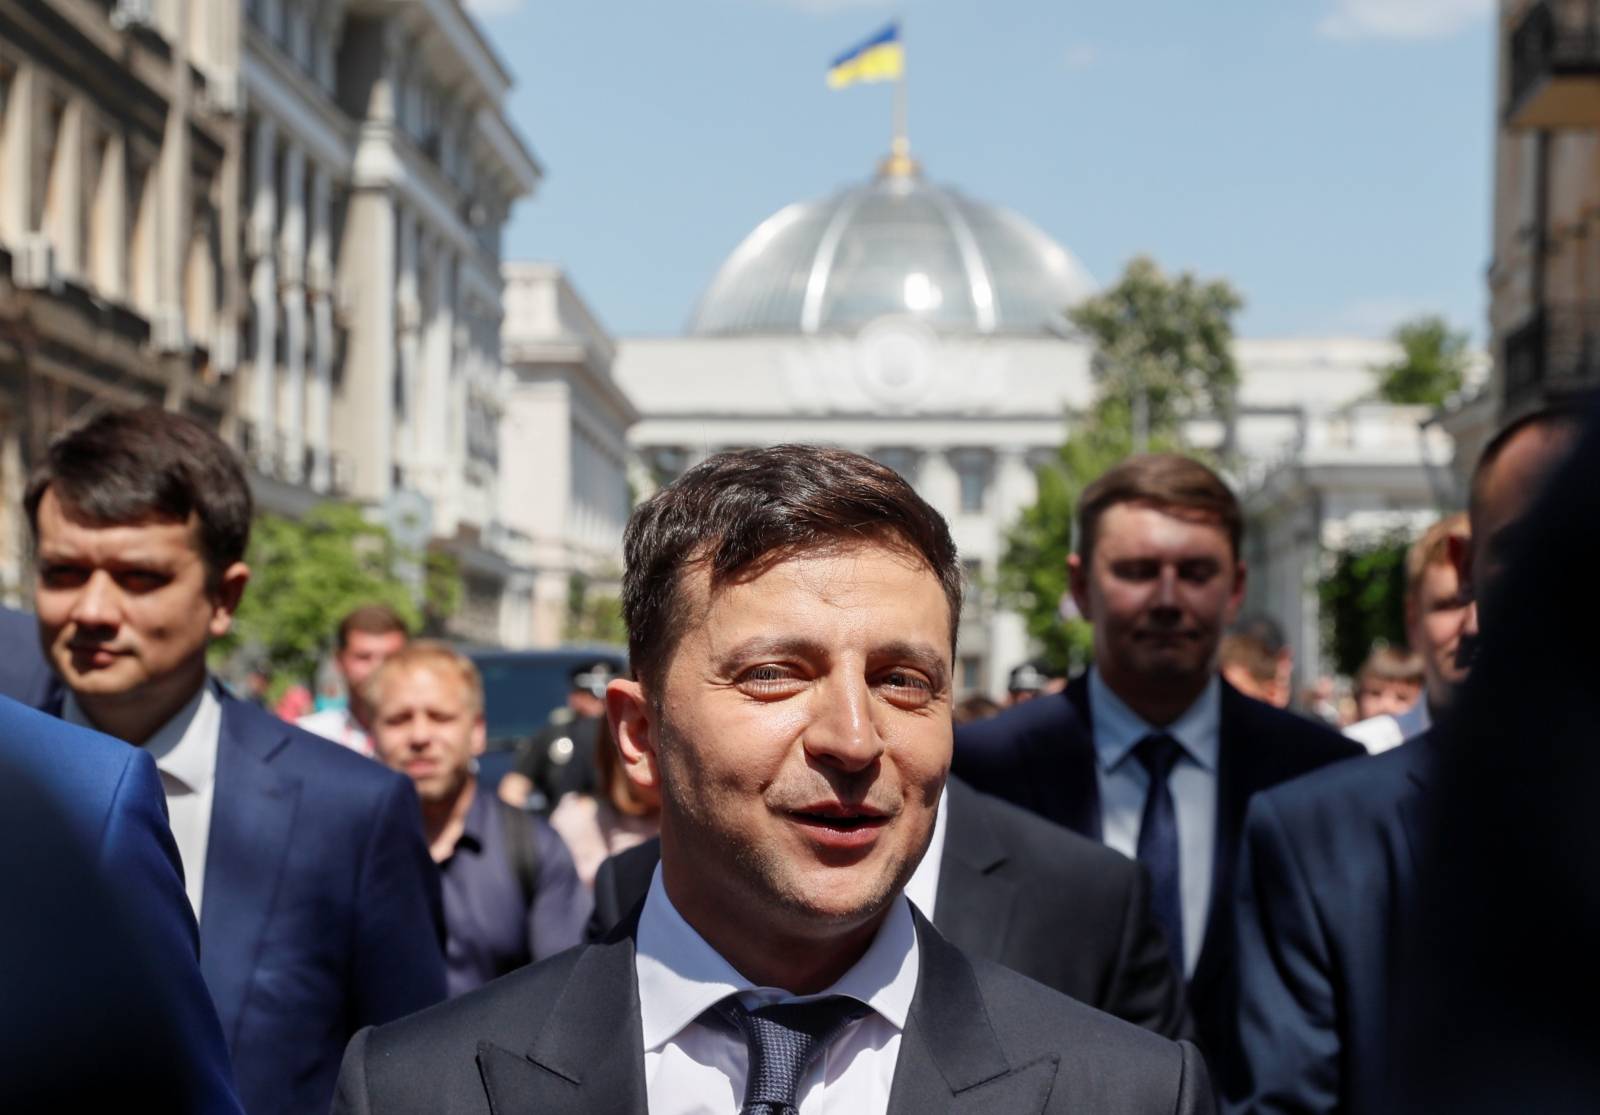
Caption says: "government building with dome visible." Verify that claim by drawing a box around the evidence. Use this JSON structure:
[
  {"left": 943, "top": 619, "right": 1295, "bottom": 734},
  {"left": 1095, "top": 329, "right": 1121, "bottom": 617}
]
[{"left": 499, "top": 155, "right": 1467, "bottom": 698}]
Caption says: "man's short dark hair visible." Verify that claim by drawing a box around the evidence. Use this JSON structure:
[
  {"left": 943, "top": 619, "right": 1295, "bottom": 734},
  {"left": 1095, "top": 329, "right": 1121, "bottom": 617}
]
[
  {"left": 621, "top": 444, "right": 962, "bottom": 686},
  {"left": 24, "top": 407, "right": 251, "bottom": 587},
  {"left": 1075, "top": 453, "right": 1242, "bottom": 563},
  {"left": 1469, "top": 404, "right": 1585, "bottom": 524},
  {"left": 336, "top": 604, "right": 410, "bottom": 650}
]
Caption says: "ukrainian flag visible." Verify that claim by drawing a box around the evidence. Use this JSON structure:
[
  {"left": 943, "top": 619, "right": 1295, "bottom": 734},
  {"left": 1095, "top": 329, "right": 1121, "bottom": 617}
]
[{"left": 827, "top": 23, "right": 904, "bottom": 89}]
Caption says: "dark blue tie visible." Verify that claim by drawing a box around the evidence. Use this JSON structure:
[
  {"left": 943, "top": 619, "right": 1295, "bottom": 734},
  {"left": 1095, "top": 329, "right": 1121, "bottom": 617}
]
[
  {"left": 714, "top": 996, "right": 867, "bottom": 1114},
  {"left": 1133, "top": 732, "right": 1186, "bottom": 980}
]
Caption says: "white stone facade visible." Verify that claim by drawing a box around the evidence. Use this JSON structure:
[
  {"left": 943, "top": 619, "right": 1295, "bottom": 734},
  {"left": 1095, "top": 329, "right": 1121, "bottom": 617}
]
[
  {"left": 238, "top": 0, "right": 541, "bottom": 642},
  {"left": 499, "top": 263, "right": 637, "bottom": 647}
]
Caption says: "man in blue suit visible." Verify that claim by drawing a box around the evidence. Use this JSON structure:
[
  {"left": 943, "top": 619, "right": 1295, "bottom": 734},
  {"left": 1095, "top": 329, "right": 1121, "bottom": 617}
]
[
  {"left": 1221, "top": 407, "right": 1582, "bottom": 1114},
  {"left": 953, "top": 454, "right": 1360, "bottom": 1058},
  {"left": 23, "top": 408, "right": 447, "bottom": 1115},
  {"left": 0, "top": 604, "right": 59, "bottom": 707},
  {"left": 0, "top": 694, "right": 241, "bottom": 1110}
]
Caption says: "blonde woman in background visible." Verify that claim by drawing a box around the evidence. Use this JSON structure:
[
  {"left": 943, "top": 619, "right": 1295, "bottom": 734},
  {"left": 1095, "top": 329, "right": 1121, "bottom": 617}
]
[{"left": 547, "top": 713, "right": 660, "bottom": 889}]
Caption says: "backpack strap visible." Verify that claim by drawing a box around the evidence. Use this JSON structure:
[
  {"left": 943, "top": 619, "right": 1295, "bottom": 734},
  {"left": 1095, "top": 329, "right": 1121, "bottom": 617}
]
[{"left": 496, "top": 798, "right": 540, "bottom": 909}]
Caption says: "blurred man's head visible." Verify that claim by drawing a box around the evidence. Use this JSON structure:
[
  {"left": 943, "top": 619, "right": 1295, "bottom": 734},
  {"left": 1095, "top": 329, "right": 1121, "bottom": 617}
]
[
  {"left": 1069, "top": 453, "right": 1246, "bottom": 725},
  {"left": 1458, "top": 409, "right": 1583, "bottom": 657},
  {"left": 568, "top": 660, "right": 619, "bottom": 720},
  {"left": 1354, "top": 646, "right": 1424, "bottom": 722},
  {"left": 335, "top": 604, "right": 409, "bottom": 727},
  {"left": 1005, "top": 660, "right": 1054, "bottom": 704},
  {"left": 611, "top": 444, "right": 960, "bottom": 990},
  {"left": 1219, "top": 632, "right": 1280, "bottom": 704},
  {"left": 368, "top": 641, "right": 484, "bottom": 809},
  {"left": 1405, "top": 513, "right": 1471, "bottom": 712},
  {"left": 26, "top": 408, "right": 251, "bottom": 744},
  {"left": 1230, "top": 613, "right": 1293, "bottom": 707}
]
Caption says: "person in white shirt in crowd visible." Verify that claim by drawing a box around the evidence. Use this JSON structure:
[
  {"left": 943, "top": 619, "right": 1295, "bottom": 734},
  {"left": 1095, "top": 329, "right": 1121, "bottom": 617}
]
[
  {"left": 1344, "top": 513, "right": 1471, "bottom": 754},
  {"left": 332, "top": 443, "right": 1213, "bottom": 1115},
  {"left": 299, "top": 603, "right": 409, "bottom": 757}
]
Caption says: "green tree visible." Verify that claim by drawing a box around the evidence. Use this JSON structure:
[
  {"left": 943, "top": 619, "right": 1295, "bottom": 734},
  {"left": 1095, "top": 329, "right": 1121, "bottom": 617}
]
[
  {"left": 998, "top": 258, "right": 1243, "bottom": 673},
  {"left": 218, "top": 502, "right": 462, "bottom": 687},
  {"left": 1068, "top": 255, "right": 1244, "bottom": 450},
  {"left": 1316, "top": 532, "right": 1410, "bottom": 677},
  {"left": 1376, "top": 315, "right": 1470, "bottom": 406},
  {"left": 564, "top": 570, "right": 628, "bottom": 646}
]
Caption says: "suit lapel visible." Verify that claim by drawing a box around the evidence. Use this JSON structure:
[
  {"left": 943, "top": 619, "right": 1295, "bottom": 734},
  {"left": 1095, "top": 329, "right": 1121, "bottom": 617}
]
[
  {"left": 1053, "top": 676, "right": 1102, "bottom": 839},
  {"left": 931, "top": 780, "right": 1018, "bottom": 959},
  {"left": 887, "top": 910, "right": 1057, "bottom": 1115},
  {"left": 1191, "top": 684, "right": 1257, "bottom": 1003},
  {"left": 476, "top": 934, "right": 648, "bottom": 1114},
  {"left": 1394, "top": 733, "right": 1436, "bottom": 895},
  {"left": 200, "top": 692, "right": 302, "bottom": 1046}
]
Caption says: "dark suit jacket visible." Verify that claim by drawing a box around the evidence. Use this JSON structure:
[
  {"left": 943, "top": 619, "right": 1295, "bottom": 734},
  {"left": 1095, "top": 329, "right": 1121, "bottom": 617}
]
[
  {"left": 333, "top": 905, "right": 1214, "bottom": 1114},
  {"left": 0, "top": 605, "right": 61, "bottom": 708},
  {"left": 0, "top": 695, "right": 242, "bottom": 1111},
  {"left": 1221, "top": 734, "right": 1433, "bottom": 1114},
  {"left": 952, "top": 676, "right": 1362, "bottom": 1054},
  {"left": 191, "top": 690, "right": 449, "bottom": 1115},
  {"left": 591, "top": 778, "right": 1193, "bottom": 1039}
]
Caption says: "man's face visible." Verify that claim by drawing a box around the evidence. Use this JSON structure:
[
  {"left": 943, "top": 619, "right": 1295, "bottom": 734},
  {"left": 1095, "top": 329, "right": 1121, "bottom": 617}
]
[
  {"left": 337, "top": 629, "right": 407, "bottom": 691},
  {"left": 33, "top": 489, "right": 244, "bottom": 705},
  {"left": 371, "top": 664, "right": 484, "bottom": 804},
  {"left": 614, "top": 542, "right": 952, "bottom": 940},
  {"left": 1355, "top": 676, "right": 1422, "bottom": 722},
  {"left": 1407, "top": 559, "right": 1470, "bottom": 707},
  {"left": 1070, "top": 503, "right": 1246, "bottom": 690}
]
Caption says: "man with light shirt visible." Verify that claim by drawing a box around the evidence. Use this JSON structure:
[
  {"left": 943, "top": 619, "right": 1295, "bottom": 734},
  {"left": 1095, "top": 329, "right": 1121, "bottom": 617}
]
[
  {"left": 298, "top": 603, "right": 410, "bottom": 757},
  {"left": 1343, "top": 514, "right": 1470, "bottom": 754},
  {"left": 333, "top": 445, "right": 1212, "bottom": 1114},
  {"left": 26, "top": 407, "right": 445, "bottom": 1115}
]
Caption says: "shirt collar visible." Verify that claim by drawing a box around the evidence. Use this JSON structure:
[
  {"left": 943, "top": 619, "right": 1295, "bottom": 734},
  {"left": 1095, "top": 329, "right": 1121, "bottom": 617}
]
[
  {"left": 63, "top": 679, "right": 221, "bottom": 794},
  {"left": 634, "top": 865, "right": 920, "bottom": 1051},
  {"left": 900, "top": 784, "right": 948, "bottom": 916},
  {"left": 1088, "top": 667, "right": 1221, "bottom": 774}
]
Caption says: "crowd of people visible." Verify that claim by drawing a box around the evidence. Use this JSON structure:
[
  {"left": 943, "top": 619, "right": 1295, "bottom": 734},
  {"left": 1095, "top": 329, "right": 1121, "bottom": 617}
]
[{"left": 0, "top": 399, "right": 1591, "bottom": 1113}]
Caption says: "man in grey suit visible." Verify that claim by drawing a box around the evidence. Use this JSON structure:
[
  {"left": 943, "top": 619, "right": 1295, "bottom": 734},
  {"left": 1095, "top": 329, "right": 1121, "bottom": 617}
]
[{"left": 334, "top": 444, "right": 1213, "bottom": 1115}]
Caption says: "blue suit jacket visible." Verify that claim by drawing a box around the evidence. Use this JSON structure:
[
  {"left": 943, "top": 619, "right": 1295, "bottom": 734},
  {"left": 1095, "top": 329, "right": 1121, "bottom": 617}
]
[
  {"left": 0, "top": 695, "right": 242, "bottom": 1111},
  {"left": 953, "top": 675, "right": 1363, "bottom": 1056},
  {"left": 1221, "top": 733, "right": 1434, "bottom": 1114},
  {"left": 0, "top": 605, "right": 61, "bottom": 708},
  {"left": 195, "top": 689, "right": 448, "bottom": 1115}
]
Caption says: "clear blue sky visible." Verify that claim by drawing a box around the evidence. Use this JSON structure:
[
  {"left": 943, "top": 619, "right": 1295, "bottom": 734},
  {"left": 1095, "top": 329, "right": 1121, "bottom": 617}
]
[{"left": 468, "top": 0, "right": 1495, "bottom": 341}]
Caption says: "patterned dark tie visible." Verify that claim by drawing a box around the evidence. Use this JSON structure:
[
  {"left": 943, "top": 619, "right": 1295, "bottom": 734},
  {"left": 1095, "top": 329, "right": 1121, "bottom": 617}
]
[
  {"left": 713, "top": 995, "right": 868, "bottom": 1115},
  {"left": 1133, "top": 732, "right": 1186, "bottom": 980}
]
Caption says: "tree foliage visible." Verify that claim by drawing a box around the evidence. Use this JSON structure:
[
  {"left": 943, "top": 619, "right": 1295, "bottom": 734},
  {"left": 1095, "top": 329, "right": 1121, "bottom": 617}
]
[
  {"left": 1316, "top": 532, "right": 1410, "bottom": 678},
  {"left": 564, "top": 571, "right": 627, "bottom": 646},
  {"left": 1068, "top": 255, "right": 1243, "bottom": 444},
  {"left": 1376, "top": 315, "right": 1470, "bottom": 406},
  {"left": 219, "top": 503, "right": 462, "bottom": 686},
  {"left": 998, "top": 258, "right": 1243, "bottom": 675}
]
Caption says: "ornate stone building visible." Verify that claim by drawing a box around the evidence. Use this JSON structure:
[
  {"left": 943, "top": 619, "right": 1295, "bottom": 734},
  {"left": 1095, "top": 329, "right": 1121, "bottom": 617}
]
[{"left": 0, "top": 0, "right": 242, "bottom": 597}]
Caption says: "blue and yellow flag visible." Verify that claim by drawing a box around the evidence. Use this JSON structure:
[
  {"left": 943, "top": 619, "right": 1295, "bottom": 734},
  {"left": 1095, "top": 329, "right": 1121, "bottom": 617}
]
[{"left": 827, "top": 22, "right": 903, "bottom": 89}]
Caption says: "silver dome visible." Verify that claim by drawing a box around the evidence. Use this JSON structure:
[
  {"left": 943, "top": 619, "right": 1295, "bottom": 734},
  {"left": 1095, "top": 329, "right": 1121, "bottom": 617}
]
[{"left": 687, "top": 166, "right": 1095, "bottom": 337}]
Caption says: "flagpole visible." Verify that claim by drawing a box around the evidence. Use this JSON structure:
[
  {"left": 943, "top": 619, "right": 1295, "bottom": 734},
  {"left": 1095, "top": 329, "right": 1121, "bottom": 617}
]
[{"left": 892, "top": 19, "right": 908, "bottom": 161}]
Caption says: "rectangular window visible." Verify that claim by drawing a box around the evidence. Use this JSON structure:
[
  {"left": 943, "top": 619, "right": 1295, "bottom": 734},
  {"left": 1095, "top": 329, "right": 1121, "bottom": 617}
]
[
  {"left": 952, "top": 450, "right": 990, "bottom": 514},
  {"left": 960, "top": 655, "right": 982, "bottom": 694}
]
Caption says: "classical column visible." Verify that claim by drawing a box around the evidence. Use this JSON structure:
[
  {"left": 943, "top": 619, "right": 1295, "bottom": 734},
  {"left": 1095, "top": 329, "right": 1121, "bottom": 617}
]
[
  {"left": 307, "top": 163, "right": 334, "bottom": 491},
  {"left": 278, "top": 142, "right": 307, "bottom": 482},
  {"left": 424, "top": 245, "right": 455, "bottom": 472},
  {"left": 395, "top": 208, "right": 421, "bottom": 483},
  {"left": 51, "top": 99, "right": 85, "bottom": 279},
  {"left": 248, "top": 116, "right": 279, "bottom": 467}
]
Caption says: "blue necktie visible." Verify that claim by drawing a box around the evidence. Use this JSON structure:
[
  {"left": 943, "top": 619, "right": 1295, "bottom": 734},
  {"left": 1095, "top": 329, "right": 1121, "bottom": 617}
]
[
  {"left": 714, "top": 996, "right": 867, "bottom": 1115},
  {"left": 1133, "top": 732, "right": 1186, "bottom": 979}
]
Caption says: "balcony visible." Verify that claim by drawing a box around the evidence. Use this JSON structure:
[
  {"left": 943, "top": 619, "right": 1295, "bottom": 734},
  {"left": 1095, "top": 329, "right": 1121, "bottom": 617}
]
[
  {"left": 1507, "top": 0, "right": 1600, "bottom": 128},
  {"left": 1502, "top": 304, "right": 1600, "bottom": 412}
]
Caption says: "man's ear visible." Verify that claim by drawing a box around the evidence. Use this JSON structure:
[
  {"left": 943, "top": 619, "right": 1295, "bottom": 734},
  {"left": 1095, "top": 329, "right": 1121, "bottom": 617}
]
[
  {"left": 208, "top": 562, "right": 251, "bottom": 639},
  {"left": 1225, "top": 560, "right": 1248, "bottom": 626},
  {"left": 1447, "top": 532, "right": 1473, "bottom": 600},
  {"left": 1067, "top": 553, "right": 1090, "bottom": 620},
  {"left": 608, "top": 678, "right": 663, "bottom": 793},
  {"left": 471, "top": 714, "right": 487, "bottom": 758}
]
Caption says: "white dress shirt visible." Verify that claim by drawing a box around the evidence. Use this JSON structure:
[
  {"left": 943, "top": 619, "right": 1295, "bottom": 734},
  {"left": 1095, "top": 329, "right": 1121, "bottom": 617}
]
[
  {"left": 1089, "top": 667, "right": 1219, "bottom": 976},
  {"left": 634, "top": 867, "right": 920, "bottom": 1115},
  {"left": 65, "top": 681, "right": 221, "bottom": 919},
  {"left": 1344, "top": 697, "right": 1431, "bottom": 755},
  {"left": 297, "top": 705, "right": 373, "bottom": 757},
  {"left": 901, "top": 786, "right": 947, "bottom": 918}
]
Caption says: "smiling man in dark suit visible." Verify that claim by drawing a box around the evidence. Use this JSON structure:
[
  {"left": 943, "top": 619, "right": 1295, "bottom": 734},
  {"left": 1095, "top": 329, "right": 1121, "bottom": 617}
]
[
  {"left": 334, "top": 445, "right": 1212, "bottom": 1115},
  {"left": 589, "top": 775, "right": 1193, "bottom": 1040},
  {"left": 25, "top": 408, "right": 446, "bottom": 1115},
  {"left": 953, "top": 454, "right": 1361, "bottom": 1057}
]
